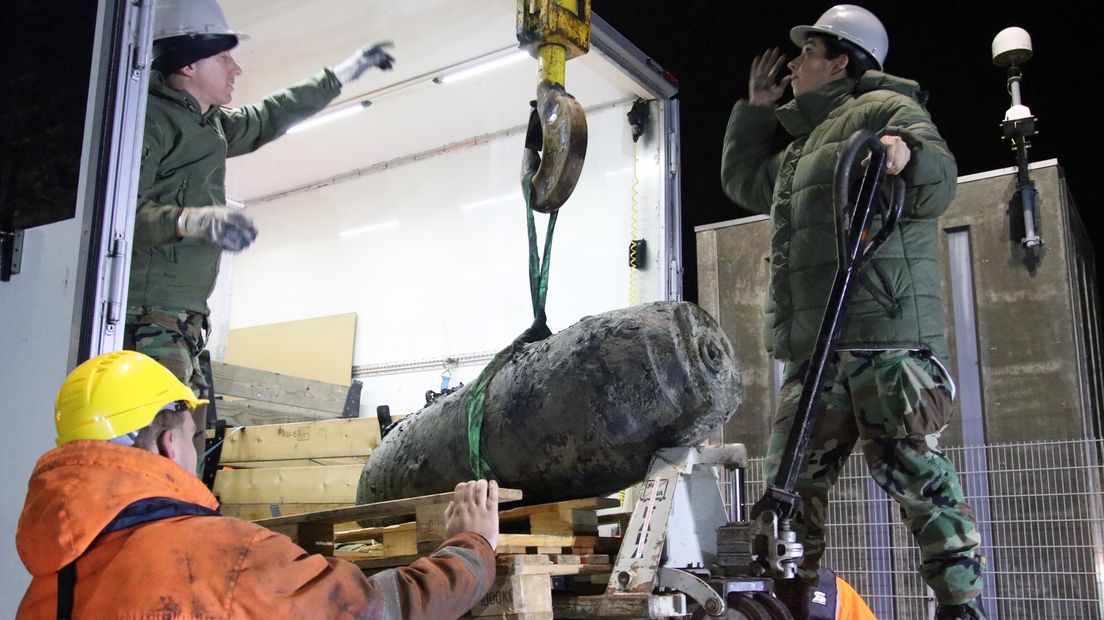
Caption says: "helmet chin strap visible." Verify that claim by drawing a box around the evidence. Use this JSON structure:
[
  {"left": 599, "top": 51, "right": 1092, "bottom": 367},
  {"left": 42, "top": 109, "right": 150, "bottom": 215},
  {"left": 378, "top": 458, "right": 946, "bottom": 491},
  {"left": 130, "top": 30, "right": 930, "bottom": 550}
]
[{"left": 108, "top": 432, "right": 140, "bottom": 447}]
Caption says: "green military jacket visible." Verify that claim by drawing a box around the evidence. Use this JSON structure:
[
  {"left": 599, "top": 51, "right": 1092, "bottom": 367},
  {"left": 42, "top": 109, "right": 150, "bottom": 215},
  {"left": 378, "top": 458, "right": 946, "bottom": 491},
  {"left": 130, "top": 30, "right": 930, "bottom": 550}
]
[
  {"left": 128, "top": 69, "right": 342, "bottom": 315},
  {"left": 720, "top": 72, "right": 956, "bottom": 362}
]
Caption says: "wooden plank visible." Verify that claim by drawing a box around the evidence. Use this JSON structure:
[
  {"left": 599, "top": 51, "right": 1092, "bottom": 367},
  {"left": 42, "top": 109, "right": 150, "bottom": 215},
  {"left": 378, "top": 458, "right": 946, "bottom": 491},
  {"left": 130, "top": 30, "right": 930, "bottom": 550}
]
[
  {"left": 220, "top": 456, "right": 369, "bottom": 469},
  {"left": 498, "top": 555, "right": 611, "bottom": 578},
  {"left": 212, "top": 360, "right": 348, "bottom": 414},
  {"left": 468, "top": 573, "right": 553, "bottom": 617},
  {"left": 354, "top": 553, "right": 422, "bottom": 571},
  {"left": 415, "top": 502, "right": 450, "bottom": 554},
  {"left": 219, "top": 418, "right": 385, "bottom": 463},
  {"left": 334, "top": 521, "right": 415, "bottom": 543},
  {"left": 334, "top": 522, "right": 418, "bottom": 555},
  {"left": 463, "top": 613, "right": 553, "bottom": 620},
  {"left": 253, "top": 488, "right": 523, "bottom": 528},
  {"left": 216, "top": 399, "right": 340, "bottom": 426},
  {"left": 220, "top": 502, "right": 349, "bottom": 520},
  {"left": 496, "top": 534, "right": 598, "bottom": 552},
  {"left": 551, "top": 593, "right": 687, "bottom": 619},
  {"left": 499, "top": 497, "right": 620, "bottom": 522},
  {"left": 547, "top": 564, "right": 612, "bottom": 578},
  {"left": 213, "top": 464, "right": 363, "bottom": 504}
]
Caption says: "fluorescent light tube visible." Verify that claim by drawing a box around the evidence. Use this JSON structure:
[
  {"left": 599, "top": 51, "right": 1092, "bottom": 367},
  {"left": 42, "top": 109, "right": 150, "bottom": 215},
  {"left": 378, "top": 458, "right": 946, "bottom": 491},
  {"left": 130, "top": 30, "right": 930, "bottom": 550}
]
[
  {"left": 339, "top": 219, "right": 400, "bottom": 237},
  {"left": 288, "top": 100, "right": 372, "bottom": 135},
  {"left": 434, "top": 51, "right": 528, "bottom": 84},
  {"left": 460, "top": 193, "right": 522, "bottom": 210}
]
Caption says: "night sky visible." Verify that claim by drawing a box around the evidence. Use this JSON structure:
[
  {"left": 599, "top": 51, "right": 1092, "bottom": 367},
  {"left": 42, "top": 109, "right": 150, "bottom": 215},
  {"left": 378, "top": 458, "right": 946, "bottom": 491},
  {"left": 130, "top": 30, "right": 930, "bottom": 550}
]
[{"left": 590, "top": 1, "right": 1097, "bottom": 302}]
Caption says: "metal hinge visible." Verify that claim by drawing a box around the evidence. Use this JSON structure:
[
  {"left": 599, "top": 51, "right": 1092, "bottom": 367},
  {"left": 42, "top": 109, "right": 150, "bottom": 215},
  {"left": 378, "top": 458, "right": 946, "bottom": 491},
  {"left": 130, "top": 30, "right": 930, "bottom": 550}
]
[
  {"left": 103, "top": 236, "right": 128, "bottom": 332},
  {"left": 0, "top": 228, "right": 23, "bottom": 281},
  {"left": 668, "top": 129, "right": 678, "bottom": 176},
  {"left": 131, "top": 0, "right": 153, "bottom": 75}
]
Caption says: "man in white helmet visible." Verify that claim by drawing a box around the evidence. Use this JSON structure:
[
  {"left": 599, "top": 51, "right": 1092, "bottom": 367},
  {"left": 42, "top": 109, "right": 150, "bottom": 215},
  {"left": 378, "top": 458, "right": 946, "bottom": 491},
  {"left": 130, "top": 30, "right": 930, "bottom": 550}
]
[
  {"left": 721, "top": 5, "right": 986, "bottom": 620},
  {"left": 126, "top": 0, "right": 396, "bottom": 459},
  {"left": 16, "top": 351, "right": 500, "bottom": 619}
]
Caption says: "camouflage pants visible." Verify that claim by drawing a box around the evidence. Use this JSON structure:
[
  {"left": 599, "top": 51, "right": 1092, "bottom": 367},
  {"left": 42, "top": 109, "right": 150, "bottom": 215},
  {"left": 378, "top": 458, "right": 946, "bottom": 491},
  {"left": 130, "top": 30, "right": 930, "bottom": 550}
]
[
  {"left": 124, "top": 306, "right": 210, "bottom": 466},
  {"left": 124, "top": 306, "right": 210, "bottom": 397},
  {"left": 763, "top": 350, "right": 984, "bottom": 605}
]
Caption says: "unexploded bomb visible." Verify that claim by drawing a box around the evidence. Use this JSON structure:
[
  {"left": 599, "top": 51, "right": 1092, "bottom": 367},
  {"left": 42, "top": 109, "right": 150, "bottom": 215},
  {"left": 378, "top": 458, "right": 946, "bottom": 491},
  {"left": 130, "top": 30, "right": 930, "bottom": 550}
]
[{"left": 357, "top": 301, "right": 742, "bottom": 508}]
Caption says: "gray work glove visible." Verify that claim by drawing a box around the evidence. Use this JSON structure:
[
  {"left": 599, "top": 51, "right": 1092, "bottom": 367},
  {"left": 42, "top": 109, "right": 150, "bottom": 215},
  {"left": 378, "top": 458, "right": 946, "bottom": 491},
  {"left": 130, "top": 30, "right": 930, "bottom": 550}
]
[
  {"left": 177, "top": 206, "right": 258, "bottom": 252},
  {"left": 332, "top": 41, "right": 395, "bottom": 85}
]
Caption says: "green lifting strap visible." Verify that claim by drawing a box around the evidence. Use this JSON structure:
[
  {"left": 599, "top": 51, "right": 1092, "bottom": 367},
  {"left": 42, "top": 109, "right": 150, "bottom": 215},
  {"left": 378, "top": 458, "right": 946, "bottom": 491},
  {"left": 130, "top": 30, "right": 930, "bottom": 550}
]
[{"left": 465, "top": 171, "right": 557, "bottom": 480}]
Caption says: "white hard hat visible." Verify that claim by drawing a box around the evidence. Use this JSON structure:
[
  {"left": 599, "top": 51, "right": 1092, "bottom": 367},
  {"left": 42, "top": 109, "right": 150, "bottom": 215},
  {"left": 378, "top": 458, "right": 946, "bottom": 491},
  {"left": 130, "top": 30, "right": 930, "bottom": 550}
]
[
  {"left": 153, "top": 0, "right": 247, "bottom": 42},
  {"left": 790, "top": 4, "right": 888, "bottom": 70}
]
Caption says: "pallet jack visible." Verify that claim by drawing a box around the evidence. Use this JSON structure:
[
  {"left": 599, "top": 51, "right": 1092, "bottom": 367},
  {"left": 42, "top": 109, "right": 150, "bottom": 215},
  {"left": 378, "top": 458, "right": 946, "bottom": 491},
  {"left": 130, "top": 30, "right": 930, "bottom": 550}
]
[{"left": 593, "top": 130, "right": 906, "bottom": 619}]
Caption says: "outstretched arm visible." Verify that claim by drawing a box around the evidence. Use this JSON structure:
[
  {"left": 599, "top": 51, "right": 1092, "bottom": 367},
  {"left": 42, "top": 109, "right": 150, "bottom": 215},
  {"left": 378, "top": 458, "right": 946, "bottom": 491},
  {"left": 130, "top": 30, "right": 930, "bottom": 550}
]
[{"left": 232, "top": 481, "right": 500, "bottom": 620}]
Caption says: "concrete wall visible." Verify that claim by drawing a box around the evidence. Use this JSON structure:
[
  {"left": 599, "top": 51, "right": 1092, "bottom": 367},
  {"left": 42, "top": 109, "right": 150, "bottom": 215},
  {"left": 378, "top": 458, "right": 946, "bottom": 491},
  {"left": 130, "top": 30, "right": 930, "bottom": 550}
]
[
  {"left": 697, "top": 161, "right": 1102, "bottom": 456},
  {"left": 940, "top": 162, "right": 1100, "bottom": 443},
  {"left": 696, "top": 215, "right": 776, "bottom": 455}
]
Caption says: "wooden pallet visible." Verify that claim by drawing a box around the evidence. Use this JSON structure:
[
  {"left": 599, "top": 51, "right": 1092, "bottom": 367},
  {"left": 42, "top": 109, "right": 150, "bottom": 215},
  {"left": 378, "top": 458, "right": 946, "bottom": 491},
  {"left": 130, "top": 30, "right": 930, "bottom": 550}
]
[
  {"left": 461, "top": 553, "right": 616, "bottom": 619},
  {"left": 213, "top": 415, "right": 406, "bottom": 519},
  {"left": 252, "top": 488, "right": 524, "bottom": 557},
  {"left": 253, "top": 493, "right": 626, "bottom": 617},
  {"left": 333, "top": 496, "right": 620, "bottom": 565},
  {"left": 210, "top": 360, "right": 362, "bottom": 426}
]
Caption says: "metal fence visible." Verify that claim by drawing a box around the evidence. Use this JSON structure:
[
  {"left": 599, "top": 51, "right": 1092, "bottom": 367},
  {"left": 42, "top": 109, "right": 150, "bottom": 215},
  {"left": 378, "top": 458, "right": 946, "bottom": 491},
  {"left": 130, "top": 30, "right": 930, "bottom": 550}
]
[{"left": 739, "top": 439, "right": 1104, "bottom": 620}]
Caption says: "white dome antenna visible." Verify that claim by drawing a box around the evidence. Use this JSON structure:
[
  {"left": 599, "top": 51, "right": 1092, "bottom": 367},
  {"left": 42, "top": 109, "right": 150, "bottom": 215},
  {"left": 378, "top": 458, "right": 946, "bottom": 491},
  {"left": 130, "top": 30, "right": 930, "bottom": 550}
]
[{"left": 992, "top": 26, "right": 1042, "bottom": 262}]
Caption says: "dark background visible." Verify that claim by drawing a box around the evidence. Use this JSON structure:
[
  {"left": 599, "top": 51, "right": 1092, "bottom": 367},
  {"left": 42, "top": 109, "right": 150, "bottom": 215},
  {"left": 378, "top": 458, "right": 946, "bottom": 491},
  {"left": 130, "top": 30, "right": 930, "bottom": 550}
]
[
  {"left": 591, "top": 1, "right": 1096, "bottom": 303},
  {"left": 2, "top": 2, "right": 97, "bottom": 231}
]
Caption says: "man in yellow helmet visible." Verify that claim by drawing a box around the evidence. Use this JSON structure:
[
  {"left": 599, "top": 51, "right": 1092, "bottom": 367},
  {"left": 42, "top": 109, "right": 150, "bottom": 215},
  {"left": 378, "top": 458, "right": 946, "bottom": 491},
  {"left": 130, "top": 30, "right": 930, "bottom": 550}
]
[{"left": 16, "top": 351, "right": 499, "bottom": 619}]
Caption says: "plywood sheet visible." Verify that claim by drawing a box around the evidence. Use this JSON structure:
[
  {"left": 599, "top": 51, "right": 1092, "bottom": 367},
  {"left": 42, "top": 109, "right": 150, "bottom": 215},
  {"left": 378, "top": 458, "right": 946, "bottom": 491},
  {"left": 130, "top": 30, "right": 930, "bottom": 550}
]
[{"left": 226, "top": 313, "right": 356, "bottom": 386}]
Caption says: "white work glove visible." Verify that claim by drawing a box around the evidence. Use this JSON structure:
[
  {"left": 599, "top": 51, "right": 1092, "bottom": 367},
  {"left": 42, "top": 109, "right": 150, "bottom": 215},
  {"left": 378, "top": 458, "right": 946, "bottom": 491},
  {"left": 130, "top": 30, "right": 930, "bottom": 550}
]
[
  {"left": 332, "top": 41, "right": 395, "bottom": 85},
  {"left": 177, "top": 206, "right": 258, "bottom": 252}
]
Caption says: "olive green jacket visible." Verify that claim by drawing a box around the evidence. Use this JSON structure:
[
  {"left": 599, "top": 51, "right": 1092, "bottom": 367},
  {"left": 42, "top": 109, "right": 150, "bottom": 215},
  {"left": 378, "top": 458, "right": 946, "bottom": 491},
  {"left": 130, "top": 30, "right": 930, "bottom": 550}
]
[
  {"left": 128, "top": 69, "right": 342, "bottom": 315},
  {"left": 721, "top": 73, "right": 956, "bottom": 362}
]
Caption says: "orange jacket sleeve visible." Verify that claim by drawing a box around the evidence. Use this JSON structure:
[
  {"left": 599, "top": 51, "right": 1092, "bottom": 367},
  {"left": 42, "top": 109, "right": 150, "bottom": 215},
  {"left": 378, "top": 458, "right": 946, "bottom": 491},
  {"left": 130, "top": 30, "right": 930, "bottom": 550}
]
[{"left": 229, "top": 528, "right": 496, "bottom": 619}]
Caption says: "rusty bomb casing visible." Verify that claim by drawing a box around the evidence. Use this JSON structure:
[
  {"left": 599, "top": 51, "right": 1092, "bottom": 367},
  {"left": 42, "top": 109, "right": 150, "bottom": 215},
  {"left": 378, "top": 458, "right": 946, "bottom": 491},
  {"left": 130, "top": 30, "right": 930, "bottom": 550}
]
[{"left": 356, "top": 301, "right": 742, "bottom": 507}]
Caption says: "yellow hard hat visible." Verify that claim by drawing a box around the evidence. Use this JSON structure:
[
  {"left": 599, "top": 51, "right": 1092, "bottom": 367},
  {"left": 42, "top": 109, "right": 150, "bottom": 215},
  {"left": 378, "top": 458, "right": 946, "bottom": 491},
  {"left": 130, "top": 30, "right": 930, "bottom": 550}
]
[{"left": 55, "top": 351, "right": 208, "bottom": 446}]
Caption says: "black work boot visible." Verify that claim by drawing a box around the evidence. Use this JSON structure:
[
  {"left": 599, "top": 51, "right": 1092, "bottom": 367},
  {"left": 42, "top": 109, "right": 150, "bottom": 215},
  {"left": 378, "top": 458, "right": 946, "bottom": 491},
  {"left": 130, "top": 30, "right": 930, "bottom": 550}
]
[{"left": 935, "top": 597, "right": 988, "bottom": 620}]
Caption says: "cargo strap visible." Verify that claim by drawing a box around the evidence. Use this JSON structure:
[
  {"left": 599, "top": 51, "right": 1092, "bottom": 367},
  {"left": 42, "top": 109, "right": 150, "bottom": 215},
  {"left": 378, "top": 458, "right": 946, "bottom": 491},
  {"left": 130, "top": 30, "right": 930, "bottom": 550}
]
[{"left": 464, "top": 170, "right": 557, "bottom": 480}]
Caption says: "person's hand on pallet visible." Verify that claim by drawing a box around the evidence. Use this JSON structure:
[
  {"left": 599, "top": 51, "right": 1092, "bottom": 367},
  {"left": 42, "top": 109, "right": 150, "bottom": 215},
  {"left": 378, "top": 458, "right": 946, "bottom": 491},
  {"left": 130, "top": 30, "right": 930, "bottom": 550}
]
[{"left": 445, "top": 480, "right": 500, "bottom": 550}]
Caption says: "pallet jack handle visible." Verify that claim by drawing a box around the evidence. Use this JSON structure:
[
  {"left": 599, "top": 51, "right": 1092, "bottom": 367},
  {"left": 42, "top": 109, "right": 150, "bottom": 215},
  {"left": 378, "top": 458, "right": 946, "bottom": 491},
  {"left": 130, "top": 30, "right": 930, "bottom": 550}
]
[{"left": 749, "top": 130, "right": 905, "bottom": 573}]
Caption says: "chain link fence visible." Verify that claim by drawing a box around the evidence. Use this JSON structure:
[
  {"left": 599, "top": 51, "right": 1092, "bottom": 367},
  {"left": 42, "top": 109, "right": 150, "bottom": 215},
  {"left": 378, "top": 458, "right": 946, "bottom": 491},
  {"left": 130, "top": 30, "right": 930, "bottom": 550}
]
[{"left": 737, "top": 439, "right": 1104, "bottom": 620}]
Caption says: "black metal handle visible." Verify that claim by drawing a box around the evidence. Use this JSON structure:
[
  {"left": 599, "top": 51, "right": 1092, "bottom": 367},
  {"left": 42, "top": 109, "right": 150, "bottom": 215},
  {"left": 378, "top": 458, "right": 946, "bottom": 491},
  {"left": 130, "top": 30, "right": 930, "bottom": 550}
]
[
  {"left": 833, "top": 130, "right": 905, "bottom": 273},
  {"left": 753, "top": 129, "right": 905, "bottom": 521}
]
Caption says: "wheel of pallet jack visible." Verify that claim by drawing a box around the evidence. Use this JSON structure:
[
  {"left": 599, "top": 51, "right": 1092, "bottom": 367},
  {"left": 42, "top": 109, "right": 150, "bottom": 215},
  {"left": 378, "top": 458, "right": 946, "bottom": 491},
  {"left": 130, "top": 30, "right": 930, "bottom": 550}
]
[
  {"left": 751, "top": 592, "right": 794, "bottom": 620},
  {"left": 689, "top": 593, "right": 769, "bottom": 620},
  {"left": 724, "top": 592, "right": 773, "bottom": 620}
]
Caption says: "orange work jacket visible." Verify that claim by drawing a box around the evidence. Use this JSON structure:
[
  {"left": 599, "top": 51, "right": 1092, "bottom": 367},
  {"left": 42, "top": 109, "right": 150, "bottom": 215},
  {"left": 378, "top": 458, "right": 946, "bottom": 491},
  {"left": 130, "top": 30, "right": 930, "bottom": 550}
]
[{"left": 16, "top": 441, "right": 494, "bottom": 619}]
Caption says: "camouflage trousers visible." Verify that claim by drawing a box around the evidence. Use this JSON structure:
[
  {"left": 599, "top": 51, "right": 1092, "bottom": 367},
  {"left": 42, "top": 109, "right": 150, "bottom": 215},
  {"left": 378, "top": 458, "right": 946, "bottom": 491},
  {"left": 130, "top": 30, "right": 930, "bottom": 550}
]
[
  {"left": 124, "top": 306, "right": 210, "bottom": 397},
  {"left": 124, "top": 306, "right": 211, "bottom": 466},
  {"left": 763, "top": 350, "right": 985, "bottom": 605}
]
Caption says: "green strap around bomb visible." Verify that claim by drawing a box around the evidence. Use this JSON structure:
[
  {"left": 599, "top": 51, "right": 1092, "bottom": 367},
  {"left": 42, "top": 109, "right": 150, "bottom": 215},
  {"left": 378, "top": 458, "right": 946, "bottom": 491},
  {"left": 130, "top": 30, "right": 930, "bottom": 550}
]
[{"left": 464, "top": 171, "right": 556, "bottom": 480}]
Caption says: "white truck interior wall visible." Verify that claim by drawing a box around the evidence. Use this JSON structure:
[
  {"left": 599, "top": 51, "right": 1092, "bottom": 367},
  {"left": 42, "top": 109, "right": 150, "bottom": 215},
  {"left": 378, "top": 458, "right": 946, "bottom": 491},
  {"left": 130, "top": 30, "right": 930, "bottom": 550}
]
[
  {"left": 0, "top": 219, "right": 85, "bottom": 612},
  {"left": 217, "top": 102, "right": 666, "bottom": 415},
  {"left": 219, "top": 0, "right": 646, "bottom": 202}
]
